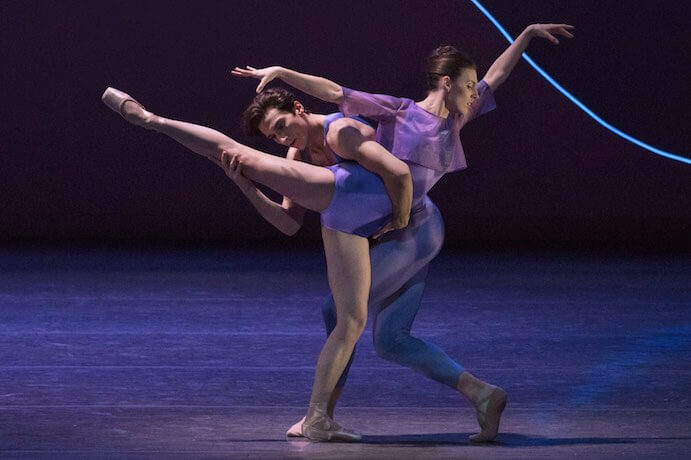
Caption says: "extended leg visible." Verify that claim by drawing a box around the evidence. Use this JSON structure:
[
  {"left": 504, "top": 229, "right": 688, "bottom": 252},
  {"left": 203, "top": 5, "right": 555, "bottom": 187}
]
[{"left": 102, "top": 88, "right": 334, "bottom": 212}]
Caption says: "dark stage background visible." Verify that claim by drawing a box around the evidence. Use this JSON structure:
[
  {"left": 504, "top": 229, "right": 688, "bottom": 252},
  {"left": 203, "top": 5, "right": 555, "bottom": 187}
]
[{"left": 1, "top": 0, "right": 689, "bottom": 249}]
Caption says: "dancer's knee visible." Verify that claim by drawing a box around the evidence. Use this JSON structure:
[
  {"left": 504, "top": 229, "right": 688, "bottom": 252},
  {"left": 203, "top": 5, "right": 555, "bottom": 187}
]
[
  {"left": 333, "top": 315, "right": 367, "bottom": 343},
  {"left": 221, "top": 143, "right": 259, "bottom": 172},
  {"left": 219, "top": 140, "right": 241, "bottom": 160},
  {"left": 218, "top": 140, "right": 237, "bottom": 157}
]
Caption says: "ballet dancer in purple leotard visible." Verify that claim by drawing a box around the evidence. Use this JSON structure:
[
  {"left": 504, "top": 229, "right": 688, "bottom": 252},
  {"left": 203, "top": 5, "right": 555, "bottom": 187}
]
[{"left": 233, "top": 22, "right": 574, "bottom": 442}]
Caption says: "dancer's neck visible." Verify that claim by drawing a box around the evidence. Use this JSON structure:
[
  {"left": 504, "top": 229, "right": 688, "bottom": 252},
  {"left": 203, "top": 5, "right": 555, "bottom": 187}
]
[
  {"left": 303, "top": 113, "right": 330, "bottom": 159},
  {"left": 417, "top": 90, "right": 451, "bottom": 119}
]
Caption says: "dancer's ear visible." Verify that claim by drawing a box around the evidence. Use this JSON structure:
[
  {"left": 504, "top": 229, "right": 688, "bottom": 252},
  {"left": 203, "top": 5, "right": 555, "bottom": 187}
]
[
  {"left": 439, "top": 75, "right": 452, "bottom": 92},
  {"left": 293, "top": 101, "right": 305, "bottom": 115}
]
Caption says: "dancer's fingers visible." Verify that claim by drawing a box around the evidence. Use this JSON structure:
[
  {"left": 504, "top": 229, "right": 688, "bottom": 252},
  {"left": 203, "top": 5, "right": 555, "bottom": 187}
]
[
  {"left": 558, "top": 28, "right": 575, "bottom": 38},
  {"left": 229, "top": 156, "right": 240, "bottom": 177},
  {"left": 372, "top": 222, "right": 394, "bottom": 240},
  {"left": 221, "top": 151, "right": 233, "bottom": 169},
  {"left": 232, "top": 67, "right": 252, "bottom": 77},
  {"left": 256, "top": 78, "right": 269, "bottom": 93},
  {"left": 247, "top": 66, "right": 257, "bottom": 71},
  {"left": 552, "top": 25, "right": 574, "bottom": 38},
  {"left": 544, "top": 31, "right": 559, "bottom": 44}
]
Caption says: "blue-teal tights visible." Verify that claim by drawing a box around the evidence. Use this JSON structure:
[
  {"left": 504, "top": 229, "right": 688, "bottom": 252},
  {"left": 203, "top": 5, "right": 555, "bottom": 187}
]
[{"left": 321, "top": 197, "right": 465, "bottom": 390}]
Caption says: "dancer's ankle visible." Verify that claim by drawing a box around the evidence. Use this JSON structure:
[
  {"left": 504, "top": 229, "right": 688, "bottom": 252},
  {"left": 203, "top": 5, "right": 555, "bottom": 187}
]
[
  {"left": 121, "top": 100, "right": 161, "bottom": 130},
  {"left": 457, "top": 371, "right": 494, "bottom": 406},
  {"left": 307, "top": 401, "right": 329, "bottom": 418}
]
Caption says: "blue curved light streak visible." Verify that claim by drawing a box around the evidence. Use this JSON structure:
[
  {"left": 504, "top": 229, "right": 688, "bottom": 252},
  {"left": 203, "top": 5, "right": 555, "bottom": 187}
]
[{"left": 470, "top": 0, "right": 690, "bottom": 165}]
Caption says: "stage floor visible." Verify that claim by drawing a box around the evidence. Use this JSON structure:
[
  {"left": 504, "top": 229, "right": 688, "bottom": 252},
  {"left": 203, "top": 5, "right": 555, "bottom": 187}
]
[{"left": 0, "top": 246, "right": 689, "bottom": 458}]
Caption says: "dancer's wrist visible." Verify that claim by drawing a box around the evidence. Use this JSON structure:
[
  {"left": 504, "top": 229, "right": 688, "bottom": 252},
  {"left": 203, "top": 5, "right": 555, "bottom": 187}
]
[{"left": 523, "top": 25, "right": 537, "bottom": 39}]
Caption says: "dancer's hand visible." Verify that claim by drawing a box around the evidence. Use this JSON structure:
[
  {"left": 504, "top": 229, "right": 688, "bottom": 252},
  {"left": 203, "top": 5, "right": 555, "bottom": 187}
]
[
  {"left": 372, "top": 213, "right": 409, "bottom": 239},
  {"left": 526, "top": 23, "right": 574, "bottom": 45},
  {"left": 221, "top": 151, "right": 252, "bottom": 189},
  {"left": 231, "top": 66, "right": 282, "bottom": 93},
  {"left": 371, "top": 221, "right": 395, "bottom": 240}
]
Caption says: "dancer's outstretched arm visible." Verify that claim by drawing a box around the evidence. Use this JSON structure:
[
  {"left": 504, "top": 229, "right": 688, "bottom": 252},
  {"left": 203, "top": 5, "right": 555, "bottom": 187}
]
[
  {"left": 482, "top": 23, "right": 574, "bottom": 91},
  {"left": 225, "top": 148, "right": 306, "bottom": 236},
  {"left": 232, "top": 66, "right": 343, "bottom": 103}
]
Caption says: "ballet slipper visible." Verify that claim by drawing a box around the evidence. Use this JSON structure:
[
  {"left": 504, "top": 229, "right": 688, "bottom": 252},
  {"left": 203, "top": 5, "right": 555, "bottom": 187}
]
[
  {"left": 469, "top": 386, "right": 507, "bottom": 442},
  {"left": 101, "top": 87, "right": 158, "bottom": 129},
  {"left": 286, "top": 416, "right": 305, "bottom": 437},
  {"left": 302, "top": 408, "right": 361, "bottom": 442}
]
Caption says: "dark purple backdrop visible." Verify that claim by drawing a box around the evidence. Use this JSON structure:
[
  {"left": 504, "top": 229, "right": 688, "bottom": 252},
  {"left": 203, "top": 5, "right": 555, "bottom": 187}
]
[{"left": 2, "top": 1, "right": 689, "bottom": 249}]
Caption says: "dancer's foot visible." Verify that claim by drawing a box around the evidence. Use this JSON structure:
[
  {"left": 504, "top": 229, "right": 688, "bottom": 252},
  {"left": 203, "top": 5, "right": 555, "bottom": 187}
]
[
  {"left": 101, "top": 87, "right": 161, "bottom": 129},
  {"left": 469, "top": 386, "right": 507, "bottom": 443},
  {"left": 288, "top": 389, "right": 341, "bottom": 438},
  {"left": 286, "top": 416, "right": 305, "bottom": 437},
  {"left": 302, "top": 409, "right": 361, "bottom": 442}
]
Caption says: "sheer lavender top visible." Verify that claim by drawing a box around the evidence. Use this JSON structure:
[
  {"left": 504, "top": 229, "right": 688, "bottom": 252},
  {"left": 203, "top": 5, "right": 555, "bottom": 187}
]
[{"left": 338, "top": 80, "right": 496, "bottom": 173}]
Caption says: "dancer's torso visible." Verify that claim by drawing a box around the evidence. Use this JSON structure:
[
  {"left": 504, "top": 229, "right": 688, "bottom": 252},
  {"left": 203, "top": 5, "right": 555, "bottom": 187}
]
[{"left": 309, "top": 113, "right": 442, "bottom": 237}]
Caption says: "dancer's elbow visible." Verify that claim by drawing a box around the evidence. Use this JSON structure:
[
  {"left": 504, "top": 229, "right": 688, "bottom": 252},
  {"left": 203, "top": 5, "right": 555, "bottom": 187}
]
[
  {"left": 391, "top": 161, "right": 412, "bottom": 184},
  {"left": 327, "top": 86, "right": 344, "bottom": 103}
]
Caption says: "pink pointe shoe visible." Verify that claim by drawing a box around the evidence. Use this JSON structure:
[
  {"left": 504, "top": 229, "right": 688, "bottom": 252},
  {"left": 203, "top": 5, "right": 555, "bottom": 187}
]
[
  {"left": 286, "top": 416, "right": 305, "bottom": 437},
  {"left": 101, "top": 87, "right": 157, "bottom": 128},
  {"left": 469, "top": 386, "right": 507, "bottom": 443},
  {"left": 302, "top": 409, "right": 361, "bottom": 442}
]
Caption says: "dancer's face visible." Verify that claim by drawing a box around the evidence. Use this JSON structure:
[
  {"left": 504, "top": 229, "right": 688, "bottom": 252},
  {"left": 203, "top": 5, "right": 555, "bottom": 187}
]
[
  {"left": 258, "top": 102, "right": 310, "bottom": 150},
  {"left": 444, "top": 67, "right": 479, "bottom": 115}
]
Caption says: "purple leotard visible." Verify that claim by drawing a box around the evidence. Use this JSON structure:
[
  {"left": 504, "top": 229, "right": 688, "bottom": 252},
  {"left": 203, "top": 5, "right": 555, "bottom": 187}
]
[{"left": 320, "top": 113, "right": 443, "bottom": 237}]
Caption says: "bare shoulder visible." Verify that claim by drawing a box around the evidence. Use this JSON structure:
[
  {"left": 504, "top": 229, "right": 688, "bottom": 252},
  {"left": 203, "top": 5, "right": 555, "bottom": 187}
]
[{"left": 326, "top": 117, "right": 375, "bottom": 147}]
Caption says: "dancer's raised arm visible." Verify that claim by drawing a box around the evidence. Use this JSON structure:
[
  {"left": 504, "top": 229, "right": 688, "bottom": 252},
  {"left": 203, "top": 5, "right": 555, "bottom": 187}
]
[
  {"left": 232, "top": 65, "right": 343, "bottom": 103},
  {"left": 482, "top": 23, "right": 574, "bottom": 91}
]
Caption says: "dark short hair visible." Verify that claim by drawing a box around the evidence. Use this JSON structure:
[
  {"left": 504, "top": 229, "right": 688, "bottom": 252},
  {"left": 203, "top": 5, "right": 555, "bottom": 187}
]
[
  {"left": 242, "top": 87, "right": 300, "bottom": 137},
  {"left": 426, "top": 45, "right": 476, "bottom": 90}
]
